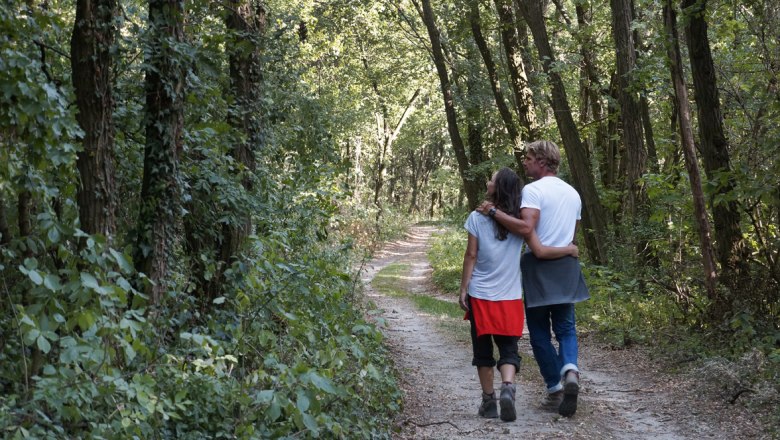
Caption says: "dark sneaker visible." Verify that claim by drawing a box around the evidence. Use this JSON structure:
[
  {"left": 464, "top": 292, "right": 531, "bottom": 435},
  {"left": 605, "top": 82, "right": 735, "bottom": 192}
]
[
  {"left": 540, "top": 390, "right": 563, "bottom": 411},
  {"left": 559, "top": 370, "right": 580, "bottom": 417},
  {"left": 499, "top": 383, "right": 517, "bottom": 422},
  {"left": 478, "top": 391, "right": 498, "bottom": 418}
]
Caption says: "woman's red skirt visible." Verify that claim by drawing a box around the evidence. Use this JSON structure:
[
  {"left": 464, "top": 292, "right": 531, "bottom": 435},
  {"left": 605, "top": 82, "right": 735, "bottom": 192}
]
[{"left": 464, "top": 297, "right": 524, "bottom": 337}]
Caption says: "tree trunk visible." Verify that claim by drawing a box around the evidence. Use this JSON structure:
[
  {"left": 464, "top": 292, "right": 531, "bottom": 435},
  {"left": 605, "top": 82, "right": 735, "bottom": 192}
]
[
  {"left": 371, "top": 87, "right": 420, "bottom": 209},
  {"left": 182, "top": 0, "right": 266, "bottom": 303},
  {"left": 610, "top": 0, "right": 647, "bottom": 217},
  {"left": 0, "top": 195, "right": 10, "bottom": 245},
  {"left": 221, "top": 0, "right": 265, "bottom": 265},
  {"left": 682, "top": 0, "right": 748, "bottom": 289},
  {"left": 71, "top": 0, "right": 117, "bottom": 238},
  {"left": 603, "top": 72, "right": 620, "bottom": 191},
  {"left": 517, "top": 0, "right": 608, "bottom": 264},
  {"left": 470, "top": 0, "right": 522, "bottom": 158},
  {"left": 630, "top": 1, "right": 659, "bottom": 174},
  {"left": 465, "top": 66, "right": 489, "bottom": 191},
  {"left": 134, "top": 0, "right": 186, "bottom": 305},
  {"left": 664, "top": 0, "right": 719, "bottom": 303},
  {"left": 575, "top": 2, "right": 610, "bottom": 189},
  {"left": 494, "top": 0, "right": 538, "bottom": 144},
  {"left": 418, "top": 0, "right": 481, "bottom": 209}
]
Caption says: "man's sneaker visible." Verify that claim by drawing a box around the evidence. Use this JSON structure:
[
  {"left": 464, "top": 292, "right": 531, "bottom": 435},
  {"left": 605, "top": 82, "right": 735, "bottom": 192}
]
[
  {"left": 540, "top": 390, "right": 563, "bottom": 411},
  {"left": 499, "top": 383, "right": 517, "bottom": 422},
  {"left": 559, "top": 370, "right": 580, "bottom": 417},
  {"left": 478, "top": 391, "right": 498, "bottom": 418}
]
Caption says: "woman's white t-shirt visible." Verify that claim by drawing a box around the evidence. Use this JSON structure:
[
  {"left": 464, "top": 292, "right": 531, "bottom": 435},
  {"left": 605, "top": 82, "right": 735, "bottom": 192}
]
[{"left": 464, "top": 211, "right": 524, "bottom": 301}]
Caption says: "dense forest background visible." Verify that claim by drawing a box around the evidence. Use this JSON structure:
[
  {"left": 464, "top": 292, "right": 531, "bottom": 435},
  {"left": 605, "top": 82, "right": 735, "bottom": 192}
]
[{"left": 1, "top": 0, "right": 778, "bottom": 437}]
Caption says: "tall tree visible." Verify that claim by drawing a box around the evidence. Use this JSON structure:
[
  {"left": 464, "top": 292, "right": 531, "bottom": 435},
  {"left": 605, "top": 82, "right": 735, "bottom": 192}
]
[
  {"left": 494, "top": 0, "right": 538, "bottom": 142},
  {"left": 517, "top": 0, "right": 608, "bottom": 263},
  {"left": 574, "top": 2, "right": 610, "bottom": 186},
  {"left": 664, "top": 0, "right": 718, "bottom": 301},
  {"left": 417, "top": 0, "right": 481, "bottom": 209},
  {"left": 71, "top": 0, "right": 117, "bottom": 237},
  {"left": 682, "top": 0, "right": 748, "bottom": 290},
  {"left": 610, "top": 0, "right": 647, "bottom": 216},
  {"left": 469, "top": 0, "right": 522, "bottom": 162},
  {"left": 219, "top": 0, "right": 266, "bottom": 284},
  {"left": 134, "top": 0, "right": 186, "bottom": 304}
]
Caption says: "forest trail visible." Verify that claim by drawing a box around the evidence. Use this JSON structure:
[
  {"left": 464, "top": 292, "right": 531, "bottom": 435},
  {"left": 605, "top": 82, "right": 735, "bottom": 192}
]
[{"left": 361, "top": 224, "right": 768, "bottom": 440}]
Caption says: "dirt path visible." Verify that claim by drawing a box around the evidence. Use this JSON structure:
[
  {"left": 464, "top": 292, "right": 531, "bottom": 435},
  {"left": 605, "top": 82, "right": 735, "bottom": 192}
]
[{"left": 362, "top": 225, "right": 769, "bottom": 440}]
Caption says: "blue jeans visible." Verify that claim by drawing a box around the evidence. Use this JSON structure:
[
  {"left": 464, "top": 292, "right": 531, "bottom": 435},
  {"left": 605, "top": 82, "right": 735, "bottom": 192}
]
[{"left": 525, "top": 303, "right": 579, "bottom": 392}]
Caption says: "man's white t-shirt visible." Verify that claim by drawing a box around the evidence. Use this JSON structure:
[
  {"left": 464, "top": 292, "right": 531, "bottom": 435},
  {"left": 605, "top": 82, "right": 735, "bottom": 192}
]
[
  {"left": 464, "top": 211, "right": 524, "bottom": 301},
  {"left": 521, "top": 176, "right": 581, "bottom": 247}
]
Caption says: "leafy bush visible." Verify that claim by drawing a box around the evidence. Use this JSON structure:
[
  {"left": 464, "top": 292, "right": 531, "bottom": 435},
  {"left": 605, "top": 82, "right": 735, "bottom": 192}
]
[
  {"left": 427, "top": 227, "right": 467, "bottom": 296},
  {"left": 1, "top": 213, "right": 402, "bottom": 439}
]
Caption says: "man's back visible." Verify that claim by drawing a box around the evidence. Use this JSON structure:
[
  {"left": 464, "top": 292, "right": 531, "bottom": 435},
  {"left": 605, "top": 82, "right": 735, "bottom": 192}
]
[{"left": 521, "top": 176, "right": 581, "bottom": 247}]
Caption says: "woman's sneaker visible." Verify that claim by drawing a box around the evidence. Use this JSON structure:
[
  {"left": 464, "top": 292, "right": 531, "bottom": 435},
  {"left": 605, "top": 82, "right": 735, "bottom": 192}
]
[
  {"left": 478, "top": 391, "right": 498, "bottom": 418},
  {"left": 499, "top": 383, "right": 517, "bottom": 422}
]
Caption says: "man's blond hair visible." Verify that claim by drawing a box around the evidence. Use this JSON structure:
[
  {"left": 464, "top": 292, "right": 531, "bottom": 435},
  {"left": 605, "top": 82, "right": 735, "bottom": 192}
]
[{"left": 526, "top": 140, "right": 561, "bottom": 173}]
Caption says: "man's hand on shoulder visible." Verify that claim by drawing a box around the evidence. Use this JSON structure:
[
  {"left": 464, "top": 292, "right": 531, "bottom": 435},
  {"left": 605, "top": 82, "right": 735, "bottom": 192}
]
[{"left": 477, "top": 201, "right": 494, "bottom": 215}]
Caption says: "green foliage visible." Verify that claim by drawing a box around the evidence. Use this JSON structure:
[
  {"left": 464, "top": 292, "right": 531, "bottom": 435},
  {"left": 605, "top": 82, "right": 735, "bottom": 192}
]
[
  {"left": 1, "top": 2, "right": 403, "bottom": 438},
  {"left": 427, "top": 224, "right": 468, "bottom": 295}
]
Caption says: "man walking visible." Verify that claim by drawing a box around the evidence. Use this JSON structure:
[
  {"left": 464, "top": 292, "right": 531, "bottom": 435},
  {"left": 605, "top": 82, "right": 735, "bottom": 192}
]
[{"left": 481, "top": 140, "right": 589, "bottom": 417}]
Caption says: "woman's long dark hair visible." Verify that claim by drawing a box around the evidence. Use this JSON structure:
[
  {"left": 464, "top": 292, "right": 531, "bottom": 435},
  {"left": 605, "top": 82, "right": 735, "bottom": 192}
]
[{"left": 488, "top": 167, "right": 523, "bottom": 241}]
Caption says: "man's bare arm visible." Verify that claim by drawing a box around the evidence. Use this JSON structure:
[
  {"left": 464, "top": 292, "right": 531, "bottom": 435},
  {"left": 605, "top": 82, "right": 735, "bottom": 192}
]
[{"left": 476, "top": 202, "right": 536, "bottom": 236}]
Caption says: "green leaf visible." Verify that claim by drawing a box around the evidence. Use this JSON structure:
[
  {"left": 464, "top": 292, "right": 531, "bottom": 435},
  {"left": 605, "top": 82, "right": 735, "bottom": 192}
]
[
  {"left": 20, "top": 315, "right": 35, "bottom": 327},
  {"left": 308, "top": 372, "right": 337, "bottom": 394},
  {"left": 109, "top": 248, "right": 134, "bottom": 273},
  {"left": 296, "top": 391, "right": 310, "bottom": 412},
  {"left": 37, "top": 335, "right": 51, "bottom": 353},
  {"left": 27, "top": 269, "right": 44, "bottom": 285},
  {"left": 81, "top": 272, "right": 100, "bottom": 290},
  {"left": 47, "top": 227, "right": 60, "bottom": 243},
  {"left": 77, "top": 311, "right": 96, "bottom": 330},
  {"left": 212, "top": 296, "right": 225, "bottom": 304},
  {"left": 255, "top": 390, "right": 274, "bottom": 405},
  {"left": 44, "top": 274, "right": 62, "bottom": 291},
  {"left": 266, "top": 397, "right": 281, "bottom": 422},
  {"left": 302, "top": 413, "right": 319, "bottom": 434}
]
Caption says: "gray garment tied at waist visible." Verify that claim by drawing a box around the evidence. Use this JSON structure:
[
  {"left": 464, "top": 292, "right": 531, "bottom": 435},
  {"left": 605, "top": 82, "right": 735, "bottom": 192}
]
[{"left": 521, "top": 253, "right": 590, "bottom": 308}]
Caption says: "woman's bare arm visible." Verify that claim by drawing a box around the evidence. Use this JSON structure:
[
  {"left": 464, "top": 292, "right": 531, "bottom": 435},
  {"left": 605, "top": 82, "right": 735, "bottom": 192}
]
[
  {"left": 459, "top": 233, "right": 478, "bottom": 312},
  {"left": 525, "top": 229, "right": 578, "bottom": 259}
]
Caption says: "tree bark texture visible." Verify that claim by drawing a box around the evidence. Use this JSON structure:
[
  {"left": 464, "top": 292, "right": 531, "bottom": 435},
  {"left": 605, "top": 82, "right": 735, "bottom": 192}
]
[
  {"left": 221, "top": 0, "right": 266, "bottom": 268},
  {"left": 464, "top": 64, "right": 489, "bottom": 190},
  {"left": 575, "top": 2, "right": 610, "bottom": 190},
  {"left": 664, "top": 1, "right": 719, "bottom": 302},
  {"left": 470, "top": 0, "right": 522, "bottom": 160},
  {"left": 682, "top": 0, "right": 748, "bottom": 284},
  {"left": 630, "top": 1, "right": 659, "bottom": 174},
  {"left": 71, "top": 0, "right": 117, "bottom": 238},
  {"left": 0, "top": 195, "right": 10, "bottom": 245},
  {"left": 135, "top": 0, "right": 186, "bottom": 305},
  {"left": 419, "top": 0, "right": 481, "bottom": 209},
  {"left": 494, "top": 0, "right": 538, "bottom": 144},
  {"left": 517, "top": 0, "right": 608, "bottom": 264},
  {"left": 610, "top": 0, "right": 647, "bottom": 217}
]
